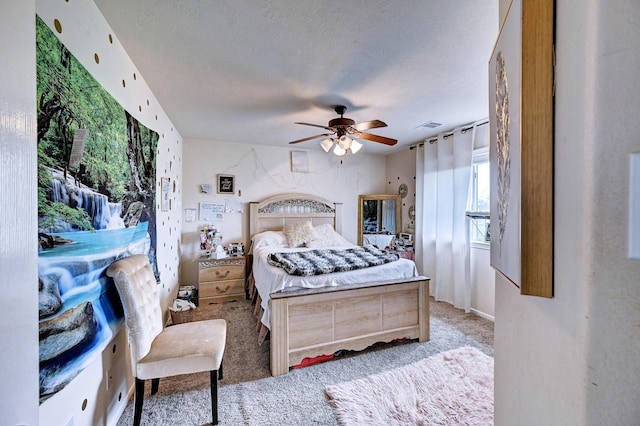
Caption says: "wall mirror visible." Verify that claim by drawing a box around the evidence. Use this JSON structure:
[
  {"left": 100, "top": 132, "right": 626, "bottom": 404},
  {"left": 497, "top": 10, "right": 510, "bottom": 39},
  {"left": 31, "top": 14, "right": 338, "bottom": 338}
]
[{"left": 358, "top": 194, "right": 401, "bottom": 248}]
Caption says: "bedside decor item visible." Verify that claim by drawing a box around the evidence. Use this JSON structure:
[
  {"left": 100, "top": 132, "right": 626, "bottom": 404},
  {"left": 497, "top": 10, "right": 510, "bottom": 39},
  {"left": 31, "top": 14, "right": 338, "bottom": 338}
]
[
  {"left": 200, "top": 225, "right": 222, "bottom": 251},
  {"left": 217, "top": 174, "right": 235, "bottom": 194}
]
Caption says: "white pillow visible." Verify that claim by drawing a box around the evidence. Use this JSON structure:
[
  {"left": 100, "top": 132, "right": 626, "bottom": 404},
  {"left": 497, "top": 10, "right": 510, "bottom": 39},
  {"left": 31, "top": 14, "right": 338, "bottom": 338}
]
[
  {"left": 284, "top": 221, "right": 316, "bottom": 247},
  {"left": 306, "top": 224, "right": 353, "bottom": 248},
  {"left": 251, "top": 231, "right": 287, "bottom": 250}
]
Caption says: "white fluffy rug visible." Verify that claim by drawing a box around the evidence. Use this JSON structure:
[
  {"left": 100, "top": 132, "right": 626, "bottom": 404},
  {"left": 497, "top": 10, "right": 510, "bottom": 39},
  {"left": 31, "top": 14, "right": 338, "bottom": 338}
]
[{"left": 325, "top": 346, "right": 493, "bottom": 425}]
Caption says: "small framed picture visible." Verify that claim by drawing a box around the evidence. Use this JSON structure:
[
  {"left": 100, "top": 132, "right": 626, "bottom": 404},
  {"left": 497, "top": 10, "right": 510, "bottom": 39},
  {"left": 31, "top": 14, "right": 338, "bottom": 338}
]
[
  {"left": 399, "top": 232, "right": 413, "bottom": 241},
  {"left": 217, "top": 174, "right": 235, "bottom": 194}
]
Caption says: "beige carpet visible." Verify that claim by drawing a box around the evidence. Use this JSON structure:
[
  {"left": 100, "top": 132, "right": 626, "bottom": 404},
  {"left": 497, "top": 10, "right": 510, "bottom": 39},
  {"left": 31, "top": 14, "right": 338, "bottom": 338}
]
[
  {"left": 325, "top": 346, "right": 494, "bottom": 425},
  {"left": 116, "top": 298, "right": 494, "bottom": 425}
]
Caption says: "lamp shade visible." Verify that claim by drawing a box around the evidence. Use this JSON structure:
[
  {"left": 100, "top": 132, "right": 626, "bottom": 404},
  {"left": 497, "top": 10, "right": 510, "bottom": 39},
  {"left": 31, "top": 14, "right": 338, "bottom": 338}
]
[
  {"left": 350, "top": 140, "right": 363, "bottom": 153},
  {"left": 333, "top": 144, "right": 347, "bottom": 156},
  {"left": 320, "top": 138, "right": 334, "bottom": 153},
  {"left": 338, "top": 135, "right": 352, "bottom": 150}
]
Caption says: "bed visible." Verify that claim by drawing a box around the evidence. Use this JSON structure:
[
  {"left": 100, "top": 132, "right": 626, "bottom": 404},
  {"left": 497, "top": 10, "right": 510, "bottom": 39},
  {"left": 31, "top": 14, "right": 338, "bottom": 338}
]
[{"left": 247, "top": 193, "right": 430, "bottom": 376}]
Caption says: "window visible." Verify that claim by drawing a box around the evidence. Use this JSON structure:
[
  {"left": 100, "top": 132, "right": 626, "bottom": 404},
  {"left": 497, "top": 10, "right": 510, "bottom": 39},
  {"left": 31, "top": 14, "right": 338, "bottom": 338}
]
[{"left": 467, "top": 149, "right": 490, "bottom": 244}]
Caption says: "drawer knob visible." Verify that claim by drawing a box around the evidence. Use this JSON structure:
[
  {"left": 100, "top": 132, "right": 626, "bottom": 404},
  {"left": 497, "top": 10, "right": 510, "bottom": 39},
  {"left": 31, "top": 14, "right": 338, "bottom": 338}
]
[
  {"left": 215, "top": 270, "right": 230, "bottom": 278},
  {"left": 215, "top": 285, "right": 231, "bottom": 293}
]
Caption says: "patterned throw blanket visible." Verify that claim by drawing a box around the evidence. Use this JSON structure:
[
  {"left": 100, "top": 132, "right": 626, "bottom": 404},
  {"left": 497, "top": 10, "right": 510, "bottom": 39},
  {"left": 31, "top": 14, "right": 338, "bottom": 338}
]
[{"left": 267, "top": 246, "right": 399, "bottom": 276}]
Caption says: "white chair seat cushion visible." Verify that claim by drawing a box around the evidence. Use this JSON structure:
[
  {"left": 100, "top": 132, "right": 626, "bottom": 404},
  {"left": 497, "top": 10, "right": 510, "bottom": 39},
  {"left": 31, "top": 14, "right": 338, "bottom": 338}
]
[{"left": 136, "top": 318, "right": 226, "bottom": 380}]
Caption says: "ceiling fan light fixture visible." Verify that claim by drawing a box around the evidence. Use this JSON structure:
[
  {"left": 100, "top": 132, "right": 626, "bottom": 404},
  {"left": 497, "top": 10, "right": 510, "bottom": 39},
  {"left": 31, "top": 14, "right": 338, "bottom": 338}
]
[
  {"left": 338, "top": 135, "right": 352, "bottom": 150},
  {"left": 350, "top": 140, "right": 363, "bottom": 154},
  {"left": 333, "top": 144, "right": 347, "bottom": 156},
  {"left": 320, "top": 138, "right": 334, "bottom": 153}
]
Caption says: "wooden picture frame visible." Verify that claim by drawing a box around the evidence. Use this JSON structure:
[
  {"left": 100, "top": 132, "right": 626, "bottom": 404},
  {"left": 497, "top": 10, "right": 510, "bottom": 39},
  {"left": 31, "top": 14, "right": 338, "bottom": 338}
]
[
  {"left": 217, "top": 174, "right": 235, "bottom": 194},
  {"left": 489, "top": 0, "right": 554, "bottom": 298}
]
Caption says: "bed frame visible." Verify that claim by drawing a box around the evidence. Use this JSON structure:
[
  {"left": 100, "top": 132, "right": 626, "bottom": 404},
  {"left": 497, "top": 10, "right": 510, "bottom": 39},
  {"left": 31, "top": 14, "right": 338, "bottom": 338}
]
[{"left": 248, "top": 193, "right": 430, "bottom": 376}]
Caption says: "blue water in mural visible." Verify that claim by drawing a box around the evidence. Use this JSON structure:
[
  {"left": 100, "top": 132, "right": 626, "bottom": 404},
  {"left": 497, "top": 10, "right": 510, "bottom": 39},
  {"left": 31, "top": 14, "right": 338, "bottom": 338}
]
[{"left": 38, "top": 223, "right": 151, "bottom": 399}]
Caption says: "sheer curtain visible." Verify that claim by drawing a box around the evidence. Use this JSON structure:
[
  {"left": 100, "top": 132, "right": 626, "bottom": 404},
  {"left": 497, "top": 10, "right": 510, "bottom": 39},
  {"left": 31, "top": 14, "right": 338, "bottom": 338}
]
[{"left": 415, "top": 125, "right": 476, "bottom": 311}]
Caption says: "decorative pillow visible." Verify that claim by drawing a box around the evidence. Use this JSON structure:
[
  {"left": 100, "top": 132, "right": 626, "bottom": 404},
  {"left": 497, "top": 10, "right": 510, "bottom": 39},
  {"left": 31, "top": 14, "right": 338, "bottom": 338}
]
[
  {"left": 306, "top": 224, "right": 353, "bottom": 248},
  {"left": 251, "top": 231, "right": 287, "bottom": 250},
  {"left": 284, "top": 221, "right": 316, "bottom": 248}
]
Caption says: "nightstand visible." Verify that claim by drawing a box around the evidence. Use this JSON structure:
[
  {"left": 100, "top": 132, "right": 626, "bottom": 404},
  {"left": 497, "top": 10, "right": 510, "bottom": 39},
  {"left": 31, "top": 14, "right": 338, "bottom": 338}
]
[{"left": 198, "top": 255, "right": 246, "bottom": 304}]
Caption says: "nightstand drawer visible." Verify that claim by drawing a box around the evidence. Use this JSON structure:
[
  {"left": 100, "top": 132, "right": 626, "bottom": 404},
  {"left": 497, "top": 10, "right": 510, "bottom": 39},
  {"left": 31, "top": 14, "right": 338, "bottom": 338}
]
[
  {"left": 199, "top": 279, "right": 245, "bottom": 298},
  {"left": 199, "top": 264, "right": 244, "bottom": 282}
]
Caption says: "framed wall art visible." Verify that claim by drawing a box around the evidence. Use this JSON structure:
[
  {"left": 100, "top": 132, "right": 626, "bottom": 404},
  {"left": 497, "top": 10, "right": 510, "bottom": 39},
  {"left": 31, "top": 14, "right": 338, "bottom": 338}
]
[
  {"left": 217, "top": 174, "right": 235, "bottom": 194},
  {"left": 161, "top": 177, "right": 170, "bottom": 212},
  {"left": 489, "top": 0, "right": 554, "bottom": 298}
]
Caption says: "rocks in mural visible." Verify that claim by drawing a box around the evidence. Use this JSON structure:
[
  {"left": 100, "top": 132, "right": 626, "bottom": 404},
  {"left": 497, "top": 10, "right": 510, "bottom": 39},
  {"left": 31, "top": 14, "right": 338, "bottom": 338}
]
[
  {"left": 39, "top": 275, "right": 62, "bottom": 319},
  {"left": 39, "top": 301, "right": 98, "bottom": 364},
  {"left": 123, "top": 200, "right": 145, "bottom": 227}
]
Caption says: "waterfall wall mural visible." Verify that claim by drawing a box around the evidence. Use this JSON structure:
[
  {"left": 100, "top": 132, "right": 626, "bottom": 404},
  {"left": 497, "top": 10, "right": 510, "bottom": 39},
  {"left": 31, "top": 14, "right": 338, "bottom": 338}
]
[{"left": 36, "top": 15, "right": 159, "bottom": 401}]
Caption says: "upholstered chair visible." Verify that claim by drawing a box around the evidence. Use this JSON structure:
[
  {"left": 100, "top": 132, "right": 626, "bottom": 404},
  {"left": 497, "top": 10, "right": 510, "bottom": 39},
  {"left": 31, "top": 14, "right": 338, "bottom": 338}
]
[{"left": 106, "top": 254, "right": 226, "bottom": 426}]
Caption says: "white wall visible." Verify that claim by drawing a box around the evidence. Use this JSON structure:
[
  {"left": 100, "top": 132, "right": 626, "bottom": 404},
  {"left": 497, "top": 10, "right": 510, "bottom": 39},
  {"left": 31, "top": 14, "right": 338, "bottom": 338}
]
[
  {"left": 0, "top": 1, "right": 184, "bottom": 424},
  {"left": 180, "top": 139, "right": 387, "bottom": 286},
  {"left": 494, "top": 0, "right": 640, "bottom": 424},
  {"left": 386, "top": 148, "right": 416, "bottom": 234},
  {"left": 0, "top": 2, "right": 39, "bottom": 425}
]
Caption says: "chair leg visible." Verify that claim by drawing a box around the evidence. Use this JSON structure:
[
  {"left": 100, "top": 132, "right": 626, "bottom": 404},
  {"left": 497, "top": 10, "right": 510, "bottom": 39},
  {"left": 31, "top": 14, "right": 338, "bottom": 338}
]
[
  {"left": 210, "top": 370, "right": 219, "bottom": 425},
  {"left": 218, "top": 359, "right": 224, "bottom": 380},
  {"left": 151, "top": 378, "right": 160, "bottom": 395},
  {"left": 134, "top": 378, "right": 145, "bottom": 426}
]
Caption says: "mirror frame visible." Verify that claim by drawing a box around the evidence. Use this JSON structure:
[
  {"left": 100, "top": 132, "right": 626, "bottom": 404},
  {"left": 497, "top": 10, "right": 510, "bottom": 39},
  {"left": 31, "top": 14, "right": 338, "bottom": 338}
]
[{"left": 357, "top": 194, "right": 401, "bottom": 246}]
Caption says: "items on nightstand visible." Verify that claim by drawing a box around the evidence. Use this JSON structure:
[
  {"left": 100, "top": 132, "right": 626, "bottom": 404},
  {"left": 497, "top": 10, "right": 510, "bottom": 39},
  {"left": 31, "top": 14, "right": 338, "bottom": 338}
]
[
  {"left": 200, "top": 225, "right": 222, "bottom": 251},
  {"left": 209, "top": 244, "right": 228, "bottom": 259},
  {"left": 227, "top": 242, "right": 244, "bottom": 256}
]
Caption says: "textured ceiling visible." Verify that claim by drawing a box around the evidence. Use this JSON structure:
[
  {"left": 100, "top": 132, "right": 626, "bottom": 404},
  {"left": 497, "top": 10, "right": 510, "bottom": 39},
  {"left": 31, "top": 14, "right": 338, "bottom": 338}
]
[{"left": 95, "top": 0, "right": 498, "bottom": 155}]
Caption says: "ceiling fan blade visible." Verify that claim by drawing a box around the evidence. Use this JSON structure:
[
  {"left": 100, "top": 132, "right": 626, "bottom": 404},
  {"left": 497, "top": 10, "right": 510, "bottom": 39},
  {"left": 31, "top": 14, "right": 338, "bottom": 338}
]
[
  {"left": 351, "top": 120, "right": 387, "bottom": 132},
  {"left": 353, "top": 131, "right": 398, "bottom": 146},
  {"left": 289, "top": 133, "right": 333, "bottom": 144},
  {"left": 295, "top": 122, "right": 335, "bottom": 132}
]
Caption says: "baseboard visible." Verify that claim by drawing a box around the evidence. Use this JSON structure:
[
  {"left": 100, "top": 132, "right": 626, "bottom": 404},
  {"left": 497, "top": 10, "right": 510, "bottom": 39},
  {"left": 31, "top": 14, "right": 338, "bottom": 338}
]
[{"left": 470, "top": 308, "right": 494, "bottom": 322}]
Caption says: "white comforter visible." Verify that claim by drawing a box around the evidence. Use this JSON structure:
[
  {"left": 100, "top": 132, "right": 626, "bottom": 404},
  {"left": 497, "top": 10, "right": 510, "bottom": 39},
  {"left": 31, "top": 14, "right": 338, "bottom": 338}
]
[{"left": 252, "top": 244, "right": 419, "bottom": 329}]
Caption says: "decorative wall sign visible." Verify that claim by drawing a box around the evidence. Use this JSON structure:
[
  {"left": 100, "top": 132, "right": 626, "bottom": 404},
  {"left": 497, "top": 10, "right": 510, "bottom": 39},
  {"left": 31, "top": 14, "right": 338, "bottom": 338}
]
[
  {"left": 489, "top": 0, "right": 554, "bottom": 297},
  {"left": 217, "top": 174, "right": 235, "bottom": 194}
]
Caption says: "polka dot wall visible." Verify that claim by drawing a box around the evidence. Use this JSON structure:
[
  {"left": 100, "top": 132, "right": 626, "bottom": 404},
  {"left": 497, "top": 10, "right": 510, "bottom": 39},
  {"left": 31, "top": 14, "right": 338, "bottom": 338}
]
[{"left": 37, "top": 2, "right": 184, "bottom": 424}]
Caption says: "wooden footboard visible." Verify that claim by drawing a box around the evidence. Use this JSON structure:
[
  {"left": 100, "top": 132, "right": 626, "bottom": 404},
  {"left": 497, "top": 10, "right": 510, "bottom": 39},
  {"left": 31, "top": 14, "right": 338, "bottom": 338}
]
[{"left": 268, "top": 276, "right": 430, "bottom": 376}]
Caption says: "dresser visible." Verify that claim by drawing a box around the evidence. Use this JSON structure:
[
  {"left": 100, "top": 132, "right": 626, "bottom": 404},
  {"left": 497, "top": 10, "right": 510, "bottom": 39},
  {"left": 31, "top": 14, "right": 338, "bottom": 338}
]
[{"left": 198, "top": 256, "right": 246, "bottom": 304}]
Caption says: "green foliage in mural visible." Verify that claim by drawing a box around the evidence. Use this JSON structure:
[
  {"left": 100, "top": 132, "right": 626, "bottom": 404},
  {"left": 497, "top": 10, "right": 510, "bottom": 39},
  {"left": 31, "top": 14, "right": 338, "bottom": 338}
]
[{"left": 35, "top": 15, "right": 157, "bottom": 233}]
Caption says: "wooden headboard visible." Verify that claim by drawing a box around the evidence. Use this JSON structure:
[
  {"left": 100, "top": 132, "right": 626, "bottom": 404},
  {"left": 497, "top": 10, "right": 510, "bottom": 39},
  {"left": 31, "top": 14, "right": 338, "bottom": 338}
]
[{"left": 248, "top": 193, "right": 342, "bottom": 245}]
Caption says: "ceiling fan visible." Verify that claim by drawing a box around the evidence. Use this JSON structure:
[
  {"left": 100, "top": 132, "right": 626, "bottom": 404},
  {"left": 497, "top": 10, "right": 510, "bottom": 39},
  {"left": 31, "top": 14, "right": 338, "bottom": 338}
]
[{"left": 289, "top": 105, "right": 397, "bottom": 155}]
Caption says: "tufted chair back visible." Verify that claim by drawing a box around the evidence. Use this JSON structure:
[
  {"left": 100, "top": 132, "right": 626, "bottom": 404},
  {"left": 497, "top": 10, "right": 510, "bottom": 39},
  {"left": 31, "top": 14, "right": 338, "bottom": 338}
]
[{"left": 106, "top": 254, "right": 163, "bottom": 376}]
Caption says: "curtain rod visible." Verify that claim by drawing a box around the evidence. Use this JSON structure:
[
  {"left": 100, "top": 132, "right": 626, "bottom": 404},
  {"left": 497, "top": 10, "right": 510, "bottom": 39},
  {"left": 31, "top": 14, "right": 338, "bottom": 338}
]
[{"left": 409, "top": 120, "right": 488, "bottom": 150}]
